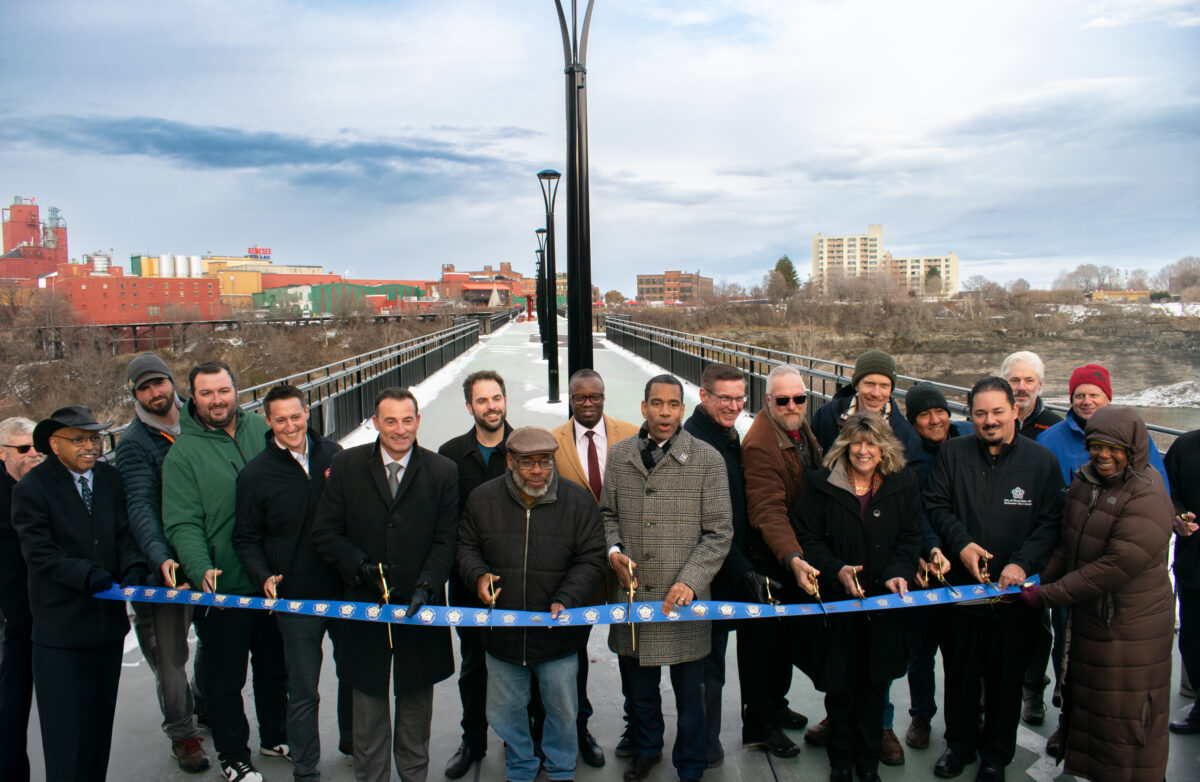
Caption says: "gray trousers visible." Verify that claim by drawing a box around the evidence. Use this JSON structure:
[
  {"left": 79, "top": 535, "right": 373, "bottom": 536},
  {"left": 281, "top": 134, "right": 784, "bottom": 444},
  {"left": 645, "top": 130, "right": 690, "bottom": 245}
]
[
  {"left": 276, "top": 613, "right": 339, "bottom": 782},
  {"left": 353, "top": 685, "right": 434, "bottom": 782},
  {"left": 132, "top": 601, "right": 199, "bottom": 741}
]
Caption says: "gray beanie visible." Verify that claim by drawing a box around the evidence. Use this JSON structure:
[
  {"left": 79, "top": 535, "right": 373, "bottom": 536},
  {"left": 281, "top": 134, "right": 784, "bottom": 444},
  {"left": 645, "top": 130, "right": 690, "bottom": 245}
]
[
  {"left": 851, "top": 349, "right": 897, "bottom": 389},
  {"left": 905, "top": 384, "right": 951, "bottom": 424},
  {"left": 127, "top": 353, "right": 174, "bottom": 391}
]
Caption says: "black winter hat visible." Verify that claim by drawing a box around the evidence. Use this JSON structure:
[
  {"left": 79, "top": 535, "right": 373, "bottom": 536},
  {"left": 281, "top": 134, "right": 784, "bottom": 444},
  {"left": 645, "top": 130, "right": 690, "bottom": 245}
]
[{"left": 904, "top": 384, "right": 951, "bottom": 424}]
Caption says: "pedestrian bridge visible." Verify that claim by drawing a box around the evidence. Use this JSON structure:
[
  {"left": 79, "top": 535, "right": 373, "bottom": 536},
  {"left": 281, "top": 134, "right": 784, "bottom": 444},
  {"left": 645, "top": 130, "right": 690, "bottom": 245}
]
[{"left": 62, "top": 318, "right": 1195, "bottom": 782}]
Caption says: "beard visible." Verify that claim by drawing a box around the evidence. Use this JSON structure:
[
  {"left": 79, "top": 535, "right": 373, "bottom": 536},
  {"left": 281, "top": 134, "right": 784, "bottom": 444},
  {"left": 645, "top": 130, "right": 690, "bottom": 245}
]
[
  {"left": 513, "top": 466, "right": 553, "bottom": 498},
  {"left": 142, "top": 394, "right": 175, "bottom": 416},
  {"left": 474, "top": 410, "right": 506, "bottom": 433}
]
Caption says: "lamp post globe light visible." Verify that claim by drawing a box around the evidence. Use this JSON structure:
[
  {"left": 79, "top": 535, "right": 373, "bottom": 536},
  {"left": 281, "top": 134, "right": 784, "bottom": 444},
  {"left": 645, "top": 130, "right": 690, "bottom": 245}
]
[
  {"left": 537, "top": 169, "right": 561, "bottom": 403},
  {"left": 535, "top": 227, "right": 548, "bottom": 359}
]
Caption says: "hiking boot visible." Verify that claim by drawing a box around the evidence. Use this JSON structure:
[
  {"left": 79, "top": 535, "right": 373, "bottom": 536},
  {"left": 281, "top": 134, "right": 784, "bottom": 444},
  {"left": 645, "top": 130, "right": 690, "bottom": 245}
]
[
  {"left": 622, "top": 753, "right": 662, "bottom": 781},
  {"left": 804, "top": 716, "right": 830, "bottom": 746},
  {"left": 905, "top": 715, "right": 931, "bottom": 749},
  {"left": 171, "top": 736, "right": 210, "bottom": 773},
  {"left": 880, "top": 728, "right": 905, "bottom": 766},
  {"left": 1045, "top": 726, "right": 1064, "bottom": 759},
  {"left": 1022, "top": 687, "right": 1045, "bottom": 726}
]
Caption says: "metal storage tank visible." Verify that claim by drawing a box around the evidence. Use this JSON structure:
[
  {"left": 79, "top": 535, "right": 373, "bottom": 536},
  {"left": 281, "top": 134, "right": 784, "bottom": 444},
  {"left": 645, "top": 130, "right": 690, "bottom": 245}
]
[
  {"left": 188, "top": 255, "right": 202, "bottom": 278},
  {"left": 88, "top": 251, "right": 111, "bottom": 274},
  {"left": 158, "top": 254, "right": 172, "bottom": 278},
  {"left": 174, "top": 255, "right": 188, "bottom": 277}
]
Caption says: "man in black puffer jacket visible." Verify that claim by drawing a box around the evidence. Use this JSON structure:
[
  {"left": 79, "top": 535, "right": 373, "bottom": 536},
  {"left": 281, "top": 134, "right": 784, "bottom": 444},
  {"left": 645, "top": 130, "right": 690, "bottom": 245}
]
[
  {"left": 233, "top": 384, "right": 350, "bottom": 782},
  {"left": 457, "top": 426, "right": 605, "bottom": 782}
]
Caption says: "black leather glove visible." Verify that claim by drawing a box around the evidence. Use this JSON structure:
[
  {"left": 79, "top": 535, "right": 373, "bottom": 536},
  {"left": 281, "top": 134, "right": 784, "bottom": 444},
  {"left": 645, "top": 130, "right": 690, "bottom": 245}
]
[
  {"left": 742, "top": 570, "right": 783, "bottom": 605},
  {"left": 356, "top": 561, "right": 390, "bottom": 598},
  {"left": 406, "top": 582, "right": 434, "bottom": 619},
  {"left": 87, "top": 568, "right": 115, "bottom": 594},
  {"left": 120, "top": 565, "right": 148, "bottom": 589}
]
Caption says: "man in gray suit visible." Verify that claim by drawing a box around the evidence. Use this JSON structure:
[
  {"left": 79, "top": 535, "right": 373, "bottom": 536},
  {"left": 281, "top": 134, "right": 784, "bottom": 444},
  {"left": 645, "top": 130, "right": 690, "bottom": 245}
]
[{"left": 603, "top": 374, "right": 733, "bottom": 782}]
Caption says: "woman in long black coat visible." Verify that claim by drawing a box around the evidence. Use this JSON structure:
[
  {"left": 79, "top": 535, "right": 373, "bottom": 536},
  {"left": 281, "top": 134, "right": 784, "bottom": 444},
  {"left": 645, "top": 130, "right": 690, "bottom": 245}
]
[{"left": 794, "top": 411, "right": 922, "bottom": 782}]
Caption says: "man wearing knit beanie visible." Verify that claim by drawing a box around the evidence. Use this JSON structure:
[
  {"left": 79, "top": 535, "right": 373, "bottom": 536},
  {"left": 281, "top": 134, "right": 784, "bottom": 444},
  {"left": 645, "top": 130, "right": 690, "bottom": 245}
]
[{"left": 808, "top": 349, "right": 923, "bottom": 765}]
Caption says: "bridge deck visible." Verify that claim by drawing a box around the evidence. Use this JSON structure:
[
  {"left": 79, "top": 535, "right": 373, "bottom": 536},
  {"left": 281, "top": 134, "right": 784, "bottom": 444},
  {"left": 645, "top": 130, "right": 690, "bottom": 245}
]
[{"left": 25, "top": 321, "right": 1197, "bottom": 781}]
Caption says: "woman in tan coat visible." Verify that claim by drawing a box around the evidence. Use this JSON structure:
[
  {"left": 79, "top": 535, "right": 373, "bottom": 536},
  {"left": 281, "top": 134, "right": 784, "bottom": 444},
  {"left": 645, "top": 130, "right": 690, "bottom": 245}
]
[{"left": 1028, "top": 406, "right": 1174, "bottom": 782}]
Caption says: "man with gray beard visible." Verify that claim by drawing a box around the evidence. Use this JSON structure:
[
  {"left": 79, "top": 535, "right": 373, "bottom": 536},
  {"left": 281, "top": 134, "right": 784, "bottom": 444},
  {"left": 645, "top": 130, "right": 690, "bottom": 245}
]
[{"left": 457, "top": 427, "right": 606, "bottom": 782}]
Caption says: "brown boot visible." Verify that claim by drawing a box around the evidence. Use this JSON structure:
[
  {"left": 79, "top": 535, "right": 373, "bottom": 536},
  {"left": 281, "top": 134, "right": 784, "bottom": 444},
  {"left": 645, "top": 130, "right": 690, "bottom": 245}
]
[
  {"left": 171, "top": 737, "right": 210, "bottom": 774},
  {"left": 880, "top": 728, "right": 905, "bottom": 766},
  {"left": 905, "top": 715, "right": 931, "bottom": 749},
  {"left": 803, "top": 716, "right": 830, "bottom": 746}
]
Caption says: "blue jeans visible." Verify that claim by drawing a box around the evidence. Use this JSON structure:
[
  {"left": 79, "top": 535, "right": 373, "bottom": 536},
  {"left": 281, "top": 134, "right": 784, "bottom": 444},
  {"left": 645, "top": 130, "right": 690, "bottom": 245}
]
[
  {"left": 620, "top": 655, "right": 707, "bottom": 779},
  {"left": 486, "top": 652, "right": 578, "bottom": 782}
]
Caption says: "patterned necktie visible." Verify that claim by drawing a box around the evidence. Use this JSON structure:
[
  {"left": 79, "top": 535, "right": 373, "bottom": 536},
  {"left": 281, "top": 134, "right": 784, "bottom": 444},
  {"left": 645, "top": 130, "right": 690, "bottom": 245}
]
[
  {"left": 585, "top": 431, "right": 602, "bottom": 501},
  {"left": 386, "top": 462, "right": 402, "bottom": 498},
  {"left": 79, "top": 475, "right": 93, "bottom": 514}
]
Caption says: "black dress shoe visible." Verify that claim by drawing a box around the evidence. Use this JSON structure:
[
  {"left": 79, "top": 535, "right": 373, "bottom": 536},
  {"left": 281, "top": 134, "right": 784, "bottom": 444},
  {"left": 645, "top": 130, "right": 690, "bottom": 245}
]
[
  {"left": 1169, "top": 714, "right": 1200, "bottom": 734},
  {"left": 578, "top": 730, "right": 605, "bottom": 767},
  {"left": 776, "top": 708, "right": 809, "bottom": 730},
  {"left": 933, "top": 747, "right": 976, "bottom": 779},
  {"left": 829, "top": 768, "right": 853, "bottom": 782},
  {"left": 975, "top": 761, "right": 1005, "bottom": 782},
  {"left": 742, "top": 726, "right": 801, "bottom": 758},
  {"left": 857, "top": 771, "right": 881, "bottom": 782},
  {"left": 615, "top": 731, "right": 635, "bottom": 758},
  {"left": 444, "top": 742, "right": 482, "bottom": 780},
  {"left": 622, "top": 753, "right": 662, "bottom": 781}
]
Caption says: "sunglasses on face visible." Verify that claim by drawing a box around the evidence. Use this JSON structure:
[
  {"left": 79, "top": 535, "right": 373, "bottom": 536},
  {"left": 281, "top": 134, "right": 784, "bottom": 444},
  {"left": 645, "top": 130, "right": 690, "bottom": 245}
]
[
  {"left": 3, "top": 443, "right": 33, "bottom": 454},
  {"left": 772, "top": 394, "right": 808, "bottom": 407}
]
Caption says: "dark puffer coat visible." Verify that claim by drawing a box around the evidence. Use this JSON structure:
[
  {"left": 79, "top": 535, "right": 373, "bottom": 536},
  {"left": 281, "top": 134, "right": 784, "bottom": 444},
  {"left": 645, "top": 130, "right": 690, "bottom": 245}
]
[{"left": 1039, "top": 406, "right": 1174, "bottom": 782}]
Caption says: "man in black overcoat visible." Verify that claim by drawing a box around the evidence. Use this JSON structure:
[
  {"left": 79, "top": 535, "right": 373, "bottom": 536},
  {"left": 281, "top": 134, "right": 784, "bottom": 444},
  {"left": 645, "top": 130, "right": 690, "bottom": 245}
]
[
  {"left": 312, "top": 387, "right": 459, "bottom": 782},
  {"left": 11, "top": 406, "right": 147, "bottom": 781}
]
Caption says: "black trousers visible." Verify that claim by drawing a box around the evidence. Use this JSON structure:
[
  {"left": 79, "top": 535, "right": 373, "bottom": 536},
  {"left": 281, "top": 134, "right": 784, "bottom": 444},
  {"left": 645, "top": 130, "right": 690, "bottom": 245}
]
[
  {"left": 737, "top": 616, "right": 796, "bottom": 736},
  {"left": 455, "top": 627, "right": 489, "bottom": 754},
  {"left": 826, "top": 680, "right": 888, "bottom": 775},
  {"left": 0, "top": 618, "right": 33, "bottom": 782},
  {"left": 939, "top": 607, "right": 1037, "bottom": 767},
  {"left": 193, "top": 606, "right": 288, "bottom": 765},
  {"left": 1180, "top": 587, "right": 1200, "bottom": 715},
  {"left": 33, "top": 641, "right": 122, "bottom": 782}
]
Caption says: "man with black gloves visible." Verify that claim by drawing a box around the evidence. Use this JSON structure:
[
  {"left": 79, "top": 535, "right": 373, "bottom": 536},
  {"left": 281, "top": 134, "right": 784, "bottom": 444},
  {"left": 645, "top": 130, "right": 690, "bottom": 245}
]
[
  {"left": 313, "top": 387, "right": 459, "bottom": 782},
  {"left": 115, "top": 352, "right": 209, "bottom": 773},
  {"left": 457, "top": 426, "right": 606, "bottom": 782},
  {"left": 233, "top": 384, "right": 350, "bottom": 782},
  {"left": 925, "top": 377, "right": 1065, "bottom": 782},
  {"left": 11, "top": 406, "right": 146, "bottom": 781},
  {"left": 683, "top": 363, "right": 793, "bottom": 763}
]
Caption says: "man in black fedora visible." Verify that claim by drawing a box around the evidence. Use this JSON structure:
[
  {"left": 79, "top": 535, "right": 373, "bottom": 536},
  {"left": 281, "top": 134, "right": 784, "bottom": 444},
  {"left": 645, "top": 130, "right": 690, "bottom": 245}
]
[{"left": 11, "top": 405, "right": 147, "bottom": 781}]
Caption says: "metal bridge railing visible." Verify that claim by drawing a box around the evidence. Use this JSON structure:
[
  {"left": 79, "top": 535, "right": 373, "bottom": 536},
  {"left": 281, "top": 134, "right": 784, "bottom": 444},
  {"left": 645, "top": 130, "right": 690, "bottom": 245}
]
[
  {"left": 604, "top": 317, "right": 1185, "bottom": 448},
  {"left": 104, "top": 320, "right": 481, "bottom": 453}
]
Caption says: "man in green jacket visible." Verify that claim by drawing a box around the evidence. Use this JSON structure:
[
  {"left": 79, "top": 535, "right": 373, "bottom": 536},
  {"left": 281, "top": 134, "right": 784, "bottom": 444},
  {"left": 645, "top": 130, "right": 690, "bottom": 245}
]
[{"left": 163, "top": 361, "right": 285, "bottom": 782}]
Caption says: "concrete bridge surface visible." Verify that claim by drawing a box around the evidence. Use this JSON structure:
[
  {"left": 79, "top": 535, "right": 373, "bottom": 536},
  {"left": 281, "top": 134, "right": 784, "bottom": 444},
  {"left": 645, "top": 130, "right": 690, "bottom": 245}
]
[{"left": 21, "top": 320, "right": 1199, "bottom": 781}]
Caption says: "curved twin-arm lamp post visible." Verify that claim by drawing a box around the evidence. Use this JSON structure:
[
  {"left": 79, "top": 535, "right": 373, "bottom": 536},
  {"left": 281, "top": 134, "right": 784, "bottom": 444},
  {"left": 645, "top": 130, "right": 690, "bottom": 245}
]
[
  {"left": 553, "top": 0, "right": 595, "bottom": 376},
  {"left": 537, "top": 170, "right": 562, "bottom": 403},
  {"left": 534, "top": 228, "right": 548, "bottom": 360}
]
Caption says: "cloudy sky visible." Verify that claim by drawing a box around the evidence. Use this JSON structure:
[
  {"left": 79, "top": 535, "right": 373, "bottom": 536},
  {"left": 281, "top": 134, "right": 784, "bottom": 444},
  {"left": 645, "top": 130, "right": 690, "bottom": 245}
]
[{"left": 2, "top": 0, "right": 1197, "bottom": 294}]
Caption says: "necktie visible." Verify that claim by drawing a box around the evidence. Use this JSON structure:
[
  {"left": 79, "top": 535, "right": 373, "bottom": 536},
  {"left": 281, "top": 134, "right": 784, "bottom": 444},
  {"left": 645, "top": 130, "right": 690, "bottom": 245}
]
[
  {"left": 79, "top": 475, "right": 93, "bottom": 514},
  {"left": 585, "top": 431, "right": 602, "bottom": 501},
  {"left": 386, "top": 462, "right": 402, "bottom": 498}
]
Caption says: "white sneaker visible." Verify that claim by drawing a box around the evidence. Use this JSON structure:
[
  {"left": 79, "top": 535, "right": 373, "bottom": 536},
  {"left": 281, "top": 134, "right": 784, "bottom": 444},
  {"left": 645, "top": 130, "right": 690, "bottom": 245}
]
[
  {"left": 220, "top": 759, "right": 263, "bottom": 782},
  {"left": 260, "top": 743, "right": 291, "bottom": 761}
]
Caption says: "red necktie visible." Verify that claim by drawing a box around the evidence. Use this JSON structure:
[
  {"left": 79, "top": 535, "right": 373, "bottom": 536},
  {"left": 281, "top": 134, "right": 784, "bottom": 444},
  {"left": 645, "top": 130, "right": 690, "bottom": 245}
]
[{"left": 585, "top": 430, "right": 602, "bottom": 501}]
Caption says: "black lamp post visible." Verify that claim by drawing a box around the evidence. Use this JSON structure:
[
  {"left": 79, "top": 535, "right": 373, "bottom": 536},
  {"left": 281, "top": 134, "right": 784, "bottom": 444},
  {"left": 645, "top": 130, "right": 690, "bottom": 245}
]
[
  {"left": 535, "top": 228, "right": 548, "bottom": 359},
  {"left": 552, "top": 0, "right": 595, "bottom": 376},
  {"left": 537, "top": 169, "right": 561, "bottom": 403}
]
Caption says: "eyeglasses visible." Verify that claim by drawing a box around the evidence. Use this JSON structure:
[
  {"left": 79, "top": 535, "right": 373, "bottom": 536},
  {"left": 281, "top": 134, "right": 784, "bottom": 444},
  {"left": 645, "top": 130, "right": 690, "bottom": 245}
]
[
  {"left": 514, "top": 456, "right": 555, "bottom": 471},
  {"left": 707, "top": 392, "right": 747, "bottom": 406},
  {"left": 3, "top": 443, "right": 33, "bottom": 453},
  {"left": 52, "top": 433, "right": 103, "bottom": 447},
  {"left": 771, "top": 394, "right": 808, "bottom": 407},
  {"left": 570, "top": 394, "right": 604, "bottom": 405}
]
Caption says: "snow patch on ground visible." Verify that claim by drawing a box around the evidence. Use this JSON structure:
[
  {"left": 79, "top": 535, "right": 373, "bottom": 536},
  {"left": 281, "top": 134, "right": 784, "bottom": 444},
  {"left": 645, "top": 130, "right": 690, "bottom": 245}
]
[
  {"left": 1146, "top": 302, "right": 1200, "bottom": 317},
  {"left": 1112, "top": 380, "right": 1200, "bottom": 408}
]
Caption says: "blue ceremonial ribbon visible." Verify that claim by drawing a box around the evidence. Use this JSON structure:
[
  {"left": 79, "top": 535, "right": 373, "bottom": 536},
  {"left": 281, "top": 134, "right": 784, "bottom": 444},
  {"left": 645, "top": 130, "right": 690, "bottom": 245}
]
[{"left": 95, "top": 576, "right": 1039, "bottom": 628}]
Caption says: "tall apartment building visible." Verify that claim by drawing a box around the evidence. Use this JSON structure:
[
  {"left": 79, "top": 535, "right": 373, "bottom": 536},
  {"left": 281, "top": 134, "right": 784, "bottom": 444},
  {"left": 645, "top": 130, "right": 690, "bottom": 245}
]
[
  {"left": 636, "top": 270, "right": 713, "bottom": 304},
  {"left": 811, "top": 224, "right": 884, "bottom": 294},
  {"left": 811, "top": 224, "right": 958, "bottom": 298}
]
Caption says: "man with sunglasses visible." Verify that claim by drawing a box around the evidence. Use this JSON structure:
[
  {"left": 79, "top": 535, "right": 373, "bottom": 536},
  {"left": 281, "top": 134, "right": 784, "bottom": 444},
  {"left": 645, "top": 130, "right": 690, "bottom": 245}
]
[
  {"left": 11, "top": 406, "right": 147, "bottom": 781},
  {"left": 684, "top": 363, "right": 794, "bottom": 764},
  {"left": 0, "top": 416, "right": 39, "bottom": 782},
  {"left": 115, "top": 353, "right": 209, "bottom": 773},
  {"left": 457, "top": 426, "right": 606, "bottom": 782},
  {"left": 742, "top": 365, "right": 824, "bottom": 755}
]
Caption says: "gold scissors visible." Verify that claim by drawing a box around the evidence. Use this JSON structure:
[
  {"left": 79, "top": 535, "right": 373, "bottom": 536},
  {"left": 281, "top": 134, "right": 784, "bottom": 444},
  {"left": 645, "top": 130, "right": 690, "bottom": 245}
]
[
  {"left": 378, "top": 564, "right": 393, "bottom": 649},
  {"left": 811, "top": 571, "right": 828, "bottom": 626},
  {"left": 627, "top": 560, "right": 636, "bottom": 653},
  {"left": 933, "top": 560, "right": 961, "bottom": 599}
]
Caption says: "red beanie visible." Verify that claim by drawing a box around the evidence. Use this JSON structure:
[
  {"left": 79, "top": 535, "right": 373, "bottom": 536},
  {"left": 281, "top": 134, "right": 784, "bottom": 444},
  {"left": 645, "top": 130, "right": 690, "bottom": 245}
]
[{"left": 1069, "top": 364, "right": 1112, "bottom": 401}]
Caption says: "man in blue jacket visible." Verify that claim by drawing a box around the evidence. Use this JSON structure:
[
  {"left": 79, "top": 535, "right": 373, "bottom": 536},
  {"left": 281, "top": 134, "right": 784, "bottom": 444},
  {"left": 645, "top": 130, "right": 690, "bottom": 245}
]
[{"left": 115, "top": 352, "right": 209, "bottom": 773}]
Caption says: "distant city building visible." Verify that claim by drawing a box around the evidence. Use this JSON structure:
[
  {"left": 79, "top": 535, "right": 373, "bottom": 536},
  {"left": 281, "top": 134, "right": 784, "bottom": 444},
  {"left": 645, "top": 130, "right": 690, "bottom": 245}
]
[
  {"left": 1, "top": 197, "right": 69, "bottom": 279},
  {"left": 811, "top": 224, "right": 958, "bottom": 298},
  {"left": 636, "top": 270, "right": 713, "bottom": 304}
]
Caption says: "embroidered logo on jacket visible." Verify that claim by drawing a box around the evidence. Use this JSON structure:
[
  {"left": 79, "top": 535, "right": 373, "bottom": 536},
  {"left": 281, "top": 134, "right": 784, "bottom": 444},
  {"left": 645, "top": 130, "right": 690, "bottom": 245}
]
[{"left": 1003, "top": 486, "right": 1032, "bottom": 507}]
